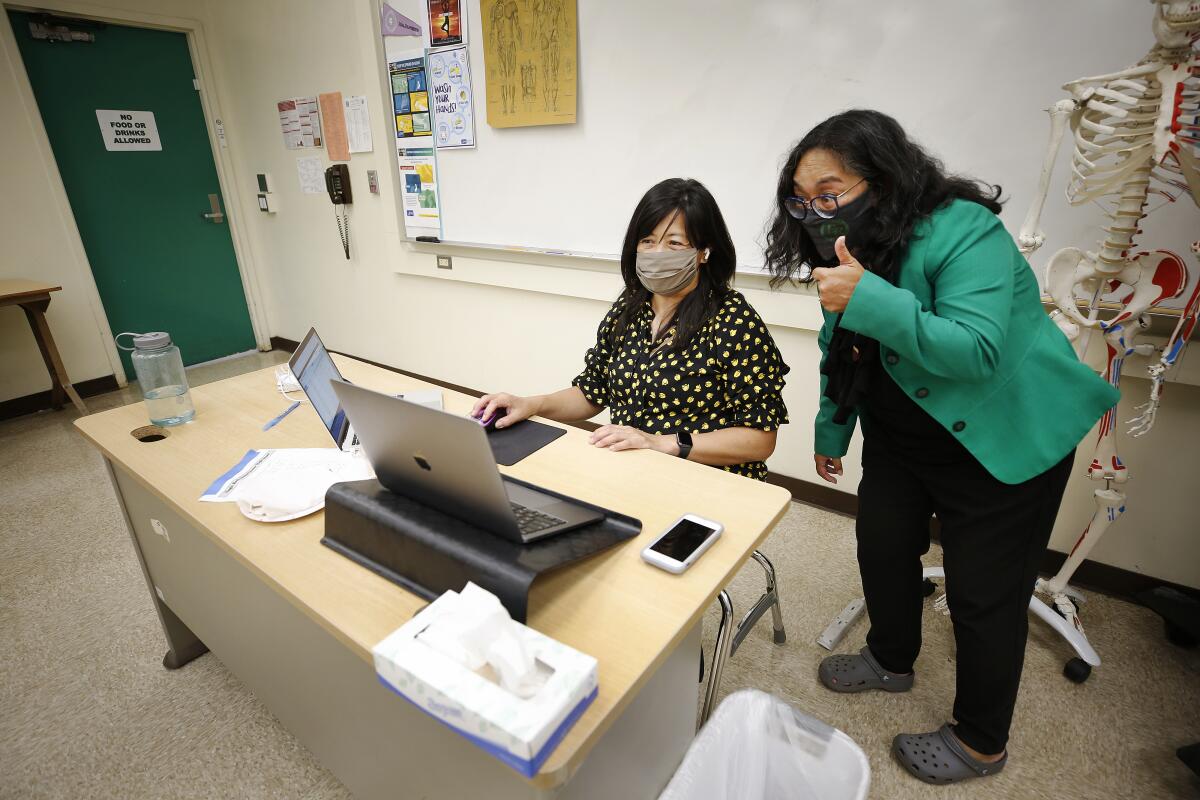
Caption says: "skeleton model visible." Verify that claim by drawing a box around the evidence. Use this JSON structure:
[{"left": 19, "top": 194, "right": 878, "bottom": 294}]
[
  {"left": 816, "top": 2, "right": 1200, "bottom": 683},
  {"left": 1014, "top": 0, "right": 1200, "bottom": 682}
]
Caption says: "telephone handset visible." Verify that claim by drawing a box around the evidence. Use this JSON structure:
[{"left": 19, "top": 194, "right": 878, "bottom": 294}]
[
  {"left": 325, "top": 164, "right": 352, "bottom": 205},
  {"left": 325, "top": 165, "right": 352, "bottom": 259}
]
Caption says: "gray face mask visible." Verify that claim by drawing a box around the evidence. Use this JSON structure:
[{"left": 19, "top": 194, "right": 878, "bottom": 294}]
[{"left": 635, "top": 249, "right": 700, "bottom": 295}]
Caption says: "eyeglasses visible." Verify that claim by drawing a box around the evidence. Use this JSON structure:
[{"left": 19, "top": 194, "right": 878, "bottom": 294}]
[{"left": 784, "top": 178, "right": 866, "bottom": 221}]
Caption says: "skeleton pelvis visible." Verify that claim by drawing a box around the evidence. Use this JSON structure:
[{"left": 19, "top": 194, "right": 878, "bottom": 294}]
[{"left": 1046, "top": 247, "right": 1188, "bottom": 331}]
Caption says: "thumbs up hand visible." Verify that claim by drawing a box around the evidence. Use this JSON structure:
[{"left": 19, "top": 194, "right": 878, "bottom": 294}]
[{"left": 811, "top": 236, "right": 865, "bottom": 313}]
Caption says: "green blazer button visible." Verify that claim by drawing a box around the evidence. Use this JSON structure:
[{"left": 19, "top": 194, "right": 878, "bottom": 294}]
[
  {"left": 886, "top": 353, "right": 899, "bottom": 365},
  {"left": 915, "top": 387, "right": 929, "bottom": 398},
  {"left": 953, "top": 421, "right": 966, "bottom": 432}
]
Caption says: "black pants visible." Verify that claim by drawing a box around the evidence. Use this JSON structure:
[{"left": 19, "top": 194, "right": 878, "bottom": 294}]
[{"left": 856, "top": 435, "right": 1074, "bottom": 755}]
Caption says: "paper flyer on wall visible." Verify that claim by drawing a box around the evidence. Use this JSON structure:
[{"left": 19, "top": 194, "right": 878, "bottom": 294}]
[
  {"left": 344, "top": 95, "right": 374, "bottom": 153},
  {"left": 277, "top": 96, "right": 323, "bottom": 148},
  {"left": 296, "top": 156, "right": 325, "bottom": 194},
  {"left": 398, "top": 146, "right": 441, "bottom": 236},
  {"left": 390, "top": 55, "right": 433, "bottom": 141},
  {"left": 318, "top": 91, "right": 350, "bottom": 161},
  {"left": 428, "top": 46, "right": 476, "bottom": 149}
]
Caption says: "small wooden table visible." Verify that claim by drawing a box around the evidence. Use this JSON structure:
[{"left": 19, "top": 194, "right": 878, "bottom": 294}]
[{"left": 1, "top": 278, "right": 88, "bottom": 415}]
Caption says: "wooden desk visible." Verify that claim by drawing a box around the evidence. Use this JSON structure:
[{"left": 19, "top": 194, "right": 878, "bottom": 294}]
[
  {"left": 74, "top": 356, "right": 791, "bottom": 798},
  {"left": 1, "top": 278, "right": 88, "bottom": 415}
]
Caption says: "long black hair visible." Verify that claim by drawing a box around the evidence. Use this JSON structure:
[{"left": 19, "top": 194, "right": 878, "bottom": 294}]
[
  {"left": 764, "top": 109, "right": 1003, "bottom": 287},
  {"left": 613, "top": 178, "right": 736, "bottom": 351}
]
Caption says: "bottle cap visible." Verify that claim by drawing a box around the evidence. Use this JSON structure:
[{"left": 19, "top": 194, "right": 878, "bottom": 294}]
[{"left": 132, "top": 332, "right": 171, "bottom": 350}]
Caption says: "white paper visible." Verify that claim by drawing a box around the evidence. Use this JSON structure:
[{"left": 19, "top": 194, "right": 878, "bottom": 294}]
[
  {"left": 95, "top": 110, "right": 161, "bottom": 151},
  {"left": 397, "top": 146, "right": 441, "bottom": 234},
  {"left": 199, "top": 448, "right": 374, "bottom": 522},
  {"left": 277, "top": 96, "right": 323, "bottom": 149},
  {"left": 296, "top": 156, "right": 325, "bottom": 194},
  {"left": 344, "top": 95, "right": 374, "bottom": 153},
  {"left": 427, "top": 46, "right": 476, "bottom": 149}
]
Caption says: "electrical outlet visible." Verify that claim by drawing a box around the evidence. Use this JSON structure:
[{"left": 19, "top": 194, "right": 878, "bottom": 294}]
[{"left": 437, "top": 255, "right": 452, "bottom": 270}]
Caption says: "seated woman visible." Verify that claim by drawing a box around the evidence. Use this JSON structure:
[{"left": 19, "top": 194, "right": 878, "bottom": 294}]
[{"left": 473, "top": 177, "right": 790, "bottom": 480}]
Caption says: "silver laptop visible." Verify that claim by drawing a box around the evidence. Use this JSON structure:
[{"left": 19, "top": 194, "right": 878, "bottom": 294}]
[
  {"left": 289, "top": 327, "right": 357, "bottom": 450},
  {"left": 288, "top": 327, "right": 443, "bottom": 450},
  {"left": 331, "top": 379, "right": 603, "bottom": 543}
]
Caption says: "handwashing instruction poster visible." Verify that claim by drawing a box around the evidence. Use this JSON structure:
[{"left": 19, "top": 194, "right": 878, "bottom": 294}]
[{"left": 428, "top": 46, "right": 476, "bottom": 149}]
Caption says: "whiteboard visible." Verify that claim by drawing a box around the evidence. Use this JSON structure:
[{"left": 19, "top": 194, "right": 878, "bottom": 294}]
[{"left": 381, "top": 0, "right": 1198, "bottom": 296}]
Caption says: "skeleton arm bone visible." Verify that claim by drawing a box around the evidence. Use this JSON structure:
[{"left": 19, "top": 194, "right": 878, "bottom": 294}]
[{"left": 1018, "top": 100, "right": 1077, "bottom": 255}]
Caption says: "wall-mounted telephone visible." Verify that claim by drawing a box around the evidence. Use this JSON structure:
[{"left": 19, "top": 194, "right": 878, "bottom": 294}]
[
  {"left": 325, "top": 164, "right": 352, "bottom": 205},
  {"left": 325, "top": 165, "right": 352, "bottom": 259}
]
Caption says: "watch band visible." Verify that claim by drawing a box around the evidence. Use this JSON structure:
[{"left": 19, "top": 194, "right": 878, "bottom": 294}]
[{"left": 675, "top": 430, "right": 693, "bottom": 460}]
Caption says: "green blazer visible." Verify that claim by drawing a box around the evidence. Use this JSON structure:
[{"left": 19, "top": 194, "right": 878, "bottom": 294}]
[{"left": 815, "top": 199, "right": 1119, "bottom": 485}]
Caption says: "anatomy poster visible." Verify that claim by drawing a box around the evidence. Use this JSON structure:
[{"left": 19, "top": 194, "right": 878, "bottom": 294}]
[
  {"left": 481, "top": 0, "right": 577, "bottom": 128},
  {"left": 427, "top": 0, "right": 464, "bottom": 47},
  {"left": 428, "top": 46, "right": 476, "bottom": 149},
  {"left": 389, "top": 55, "right": 433, "bottom": 140},
  {"left": 397, "top": 146, "right": 441, "bottom": 236}
]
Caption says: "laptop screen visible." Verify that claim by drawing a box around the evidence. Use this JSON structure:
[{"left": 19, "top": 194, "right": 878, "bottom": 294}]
[{"left": 289, "top": 329, "right": 350, "bottom": 446}]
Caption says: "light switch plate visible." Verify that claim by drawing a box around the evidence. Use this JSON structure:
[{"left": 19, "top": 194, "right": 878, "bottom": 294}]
[{"left": 367, "top": 170, "right": 379, "bottom": 194}]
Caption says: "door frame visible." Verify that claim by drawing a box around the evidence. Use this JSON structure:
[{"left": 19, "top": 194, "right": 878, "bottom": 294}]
[{"left": 1, "top": 2, "right": 271, "bottom": 387}]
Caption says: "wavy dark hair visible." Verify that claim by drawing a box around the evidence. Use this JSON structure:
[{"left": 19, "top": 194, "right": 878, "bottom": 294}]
[
  {"left": 612, "top": 178, "right": 736, "bottom": 351},
  {"left": 764, "top": 109, "right": 1003, "bottom": 287}
]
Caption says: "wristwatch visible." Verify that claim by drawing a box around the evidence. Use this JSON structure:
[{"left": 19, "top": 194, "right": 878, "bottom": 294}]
[{"left": 675, "top": 430, "right": 693, "bottom": 460}]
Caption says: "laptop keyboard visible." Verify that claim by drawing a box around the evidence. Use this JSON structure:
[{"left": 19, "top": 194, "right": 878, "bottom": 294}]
[{"left": 510, "top": 502, "right": 566, "bottom": 536}]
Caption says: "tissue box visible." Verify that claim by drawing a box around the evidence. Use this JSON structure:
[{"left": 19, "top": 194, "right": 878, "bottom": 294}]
[{"left": 373, "top": 590, "right": 599, "bottom": 778}]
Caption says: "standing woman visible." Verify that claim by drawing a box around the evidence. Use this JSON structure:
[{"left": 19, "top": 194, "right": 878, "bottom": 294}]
[{"left": 764, "top": 110, "right": 1118, "bottom": 785}]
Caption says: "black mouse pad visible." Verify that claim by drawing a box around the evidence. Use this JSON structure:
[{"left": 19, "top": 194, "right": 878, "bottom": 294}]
[{"left": 486, "top": 419, "right": 567, "bottom": 466}]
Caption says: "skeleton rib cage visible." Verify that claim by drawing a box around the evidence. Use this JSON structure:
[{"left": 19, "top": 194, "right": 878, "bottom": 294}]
[{"left": 1066, "top": 45, "right": 1200, "bottom": 268}]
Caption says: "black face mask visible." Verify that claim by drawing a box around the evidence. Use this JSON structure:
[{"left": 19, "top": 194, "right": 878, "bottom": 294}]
[{"left": 800, "top": 191, "right": 875, "bottom": 264}]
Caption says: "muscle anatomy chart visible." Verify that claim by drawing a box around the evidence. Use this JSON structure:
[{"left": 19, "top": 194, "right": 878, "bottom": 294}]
[{"left": 481, "top": 0, "right": 577, "bottom": 128}]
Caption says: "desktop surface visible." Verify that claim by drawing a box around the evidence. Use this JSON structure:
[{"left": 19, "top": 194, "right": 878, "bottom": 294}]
[{"left": 74, "top": 354, "right": 790, "bottom": 786}]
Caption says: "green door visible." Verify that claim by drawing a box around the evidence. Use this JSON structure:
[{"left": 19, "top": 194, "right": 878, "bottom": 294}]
[{"left": 9, "top": 12, "right": 255, "bottom": 379}]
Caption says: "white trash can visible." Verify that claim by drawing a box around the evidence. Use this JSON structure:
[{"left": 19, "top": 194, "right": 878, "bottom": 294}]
[{"left": 659, "top": 690, "right": 870, "bottom": 800}]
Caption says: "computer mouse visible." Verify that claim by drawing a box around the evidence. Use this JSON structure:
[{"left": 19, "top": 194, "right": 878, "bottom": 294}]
[
  {"left": 472, "top": 407, "right": 506, "bottom": 431},
  {"left": 482, "top": 408, "right": 507, "bottom": 432}
]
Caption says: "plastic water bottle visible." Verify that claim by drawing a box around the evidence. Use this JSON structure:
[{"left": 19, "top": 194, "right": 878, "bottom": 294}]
[{"left": 116, "top": 332, "right": 196, "bottom": 426}]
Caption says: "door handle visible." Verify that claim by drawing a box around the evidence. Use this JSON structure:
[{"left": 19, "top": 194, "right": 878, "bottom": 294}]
[{"left": 201, "top": 193, "right": 225, "bottom": 224}]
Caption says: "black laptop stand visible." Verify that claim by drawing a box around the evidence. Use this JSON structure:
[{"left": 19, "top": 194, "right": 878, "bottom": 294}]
[{"left": 323, "top": 477, "right": 641, "bottom": 622}]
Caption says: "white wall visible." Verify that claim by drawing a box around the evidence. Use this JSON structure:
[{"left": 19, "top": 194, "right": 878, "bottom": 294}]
[{"left": 2, "top": 0, "right": 1195, "bottom": 589}]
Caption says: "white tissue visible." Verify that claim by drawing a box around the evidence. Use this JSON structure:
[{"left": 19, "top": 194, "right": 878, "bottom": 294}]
[{"left": 418, "top": 583, "right": 543, "bottom": 698}]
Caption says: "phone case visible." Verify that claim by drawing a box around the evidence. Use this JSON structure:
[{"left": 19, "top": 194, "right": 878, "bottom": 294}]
[{"left": 641, "top": 515, "right": 722, "bottom": 574}]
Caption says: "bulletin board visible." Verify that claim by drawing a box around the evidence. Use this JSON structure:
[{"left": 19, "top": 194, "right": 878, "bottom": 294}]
[{"left": 378, "top": 0, "right": 1199, "bottom": 295}]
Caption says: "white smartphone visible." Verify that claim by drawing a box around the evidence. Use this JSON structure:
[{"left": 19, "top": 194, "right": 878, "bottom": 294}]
[{"left": 641, "top": 514, "right": 723, "bottom": 574}]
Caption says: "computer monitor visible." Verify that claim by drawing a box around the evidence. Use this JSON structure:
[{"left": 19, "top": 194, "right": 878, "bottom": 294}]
[{"left": 287, "top": 328, "right": 355, "bottom": 449}]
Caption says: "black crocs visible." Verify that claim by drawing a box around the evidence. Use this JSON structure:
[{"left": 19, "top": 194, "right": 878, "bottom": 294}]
[
  {"left": 893, "top": 724, "right": 1007, "bottom": 784},
  {"left": 817, "top": 646, "right": 914, "bottom": 693}
]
